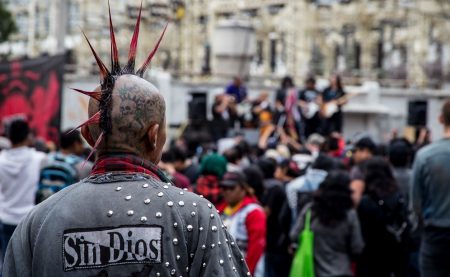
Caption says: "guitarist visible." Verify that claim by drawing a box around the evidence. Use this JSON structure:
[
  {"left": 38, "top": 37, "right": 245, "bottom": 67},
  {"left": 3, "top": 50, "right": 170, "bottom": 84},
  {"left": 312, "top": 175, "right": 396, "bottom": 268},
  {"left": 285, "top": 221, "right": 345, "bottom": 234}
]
[
  {"left": 321, "top": 74, "right": 347, "bottom": 135},
  {"left": 298, "top": 76, "right": 322, "bottom": 140}
]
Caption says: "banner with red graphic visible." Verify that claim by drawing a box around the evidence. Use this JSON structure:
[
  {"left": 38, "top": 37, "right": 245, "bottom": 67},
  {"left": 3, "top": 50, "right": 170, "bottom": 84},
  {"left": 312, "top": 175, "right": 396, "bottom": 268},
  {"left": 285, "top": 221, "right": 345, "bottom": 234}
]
[{"left": 0, "top": 54, "right": 65, "bottom": 143}]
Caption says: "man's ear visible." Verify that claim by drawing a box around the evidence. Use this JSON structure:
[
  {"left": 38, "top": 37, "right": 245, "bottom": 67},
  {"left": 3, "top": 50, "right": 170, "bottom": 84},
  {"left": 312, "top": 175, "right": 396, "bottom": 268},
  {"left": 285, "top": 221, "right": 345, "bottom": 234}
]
[
  {"left": 81, "top": 126, "right": 95, "bottom": 148},
  {"left": 147, "top": 124, "right": 160, "bottom": 150}
]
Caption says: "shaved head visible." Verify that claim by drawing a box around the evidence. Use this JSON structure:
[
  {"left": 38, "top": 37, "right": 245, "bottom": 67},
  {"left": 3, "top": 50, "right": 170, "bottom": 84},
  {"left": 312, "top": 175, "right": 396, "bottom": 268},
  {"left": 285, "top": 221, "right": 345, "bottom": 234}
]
[{"left": 85, "top": 74, "right": 166, "bottom": 163}]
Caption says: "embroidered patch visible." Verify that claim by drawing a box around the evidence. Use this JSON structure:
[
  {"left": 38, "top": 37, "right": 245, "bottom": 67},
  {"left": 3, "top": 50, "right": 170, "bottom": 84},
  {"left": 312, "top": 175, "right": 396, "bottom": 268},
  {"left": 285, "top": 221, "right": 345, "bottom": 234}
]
[{"left": 62, "top": 225, "right": 163, "bottom": 271}]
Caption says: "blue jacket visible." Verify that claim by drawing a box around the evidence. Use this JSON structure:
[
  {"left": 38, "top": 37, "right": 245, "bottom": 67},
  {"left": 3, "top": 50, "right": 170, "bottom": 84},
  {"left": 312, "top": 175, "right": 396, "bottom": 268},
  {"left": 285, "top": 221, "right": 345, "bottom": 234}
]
[{"left": 411, "top": 139, "right": 450, "bottom": 227}]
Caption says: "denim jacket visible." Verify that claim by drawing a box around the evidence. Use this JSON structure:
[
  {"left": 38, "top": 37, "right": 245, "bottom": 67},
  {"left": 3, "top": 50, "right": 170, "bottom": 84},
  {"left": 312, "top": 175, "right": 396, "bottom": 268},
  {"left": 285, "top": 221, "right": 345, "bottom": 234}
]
[
  {"left": 411, "top": 139, "right": 450, "bottom": 228},
  {"left": 3, "top": 173, "right": 250, "bottom": 276}
]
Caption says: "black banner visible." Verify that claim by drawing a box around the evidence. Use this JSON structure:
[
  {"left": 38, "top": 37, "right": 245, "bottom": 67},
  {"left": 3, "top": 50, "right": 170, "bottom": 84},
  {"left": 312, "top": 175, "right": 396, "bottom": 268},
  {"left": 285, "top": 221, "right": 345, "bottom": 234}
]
[{"left": 0, "top": 54, "right": 65, "bottom": 143}]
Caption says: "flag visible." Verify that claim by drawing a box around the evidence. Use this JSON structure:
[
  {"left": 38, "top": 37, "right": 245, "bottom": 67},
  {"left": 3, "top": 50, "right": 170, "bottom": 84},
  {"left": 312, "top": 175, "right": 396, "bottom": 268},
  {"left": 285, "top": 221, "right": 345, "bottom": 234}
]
[{"left": 0, "top": 54, "right": 65, "bottom": 143}]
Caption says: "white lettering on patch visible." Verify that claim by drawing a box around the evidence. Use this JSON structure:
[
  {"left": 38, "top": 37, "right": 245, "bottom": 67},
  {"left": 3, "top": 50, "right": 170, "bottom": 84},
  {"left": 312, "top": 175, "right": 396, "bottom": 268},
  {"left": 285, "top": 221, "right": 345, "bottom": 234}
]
[{"left": 62, "top": 225, "right": 162, "bottom": 271}]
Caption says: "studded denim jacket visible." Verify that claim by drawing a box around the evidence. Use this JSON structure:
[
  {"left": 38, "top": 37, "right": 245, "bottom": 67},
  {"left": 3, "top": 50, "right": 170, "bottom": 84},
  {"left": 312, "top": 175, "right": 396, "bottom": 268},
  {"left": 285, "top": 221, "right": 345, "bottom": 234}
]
[{"left": 3, "top": 173, "right": 251, "bottom": 277}]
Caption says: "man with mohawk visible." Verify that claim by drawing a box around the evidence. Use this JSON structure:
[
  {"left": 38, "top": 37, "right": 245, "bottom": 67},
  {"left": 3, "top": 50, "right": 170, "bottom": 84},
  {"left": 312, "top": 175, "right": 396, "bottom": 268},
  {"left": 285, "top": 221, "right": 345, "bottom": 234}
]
[{"left": 3, "top": 2, "right": 250, "bottom": 276}]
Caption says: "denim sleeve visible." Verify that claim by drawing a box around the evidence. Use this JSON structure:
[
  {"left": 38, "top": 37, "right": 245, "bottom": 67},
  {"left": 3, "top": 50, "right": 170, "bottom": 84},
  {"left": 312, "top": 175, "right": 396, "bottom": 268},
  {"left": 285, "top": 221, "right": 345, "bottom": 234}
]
[{"left": 3, "top": 213, "right": 33, "bottom": 277}]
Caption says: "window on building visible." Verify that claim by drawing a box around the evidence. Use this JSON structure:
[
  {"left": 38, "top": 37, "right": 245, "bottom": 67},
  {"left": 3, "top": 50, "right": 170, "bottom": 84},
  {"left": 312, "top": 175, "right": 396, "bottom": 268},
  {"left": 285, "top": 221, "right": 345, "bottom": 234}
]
[
  {"left": 256, "top": 40, "right": 263, "bottom": 65},
  {"left": 68, "top": 1, "right": 81, "bottom": 33},
  {"left": 270, "top": 39, "right": 277, "bottom": 73},
  {"left": 15, "top": 12, "right": 28, "bottom": 36}
]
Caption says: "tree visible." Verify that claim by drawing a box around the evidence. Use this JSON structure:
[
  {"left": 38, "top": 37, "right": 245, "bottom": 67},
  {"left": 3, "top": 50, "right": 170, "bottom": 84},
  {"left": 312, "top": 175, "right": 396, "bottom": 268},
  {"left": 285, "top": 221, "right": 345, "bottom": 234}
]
[{"left": 0, "top": 2, "right": 17, "bottom": 43}]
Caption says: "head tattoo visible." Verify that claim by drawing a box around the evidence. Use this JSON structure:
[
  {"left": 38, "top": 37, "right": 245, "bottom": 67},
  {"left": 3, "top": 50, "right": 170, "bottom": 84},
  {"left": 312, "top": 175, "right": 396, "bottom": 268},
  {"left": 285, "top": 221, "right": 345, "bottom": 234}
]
[{"left": 70, "top": 0, "right": 168, "bottom": 161}]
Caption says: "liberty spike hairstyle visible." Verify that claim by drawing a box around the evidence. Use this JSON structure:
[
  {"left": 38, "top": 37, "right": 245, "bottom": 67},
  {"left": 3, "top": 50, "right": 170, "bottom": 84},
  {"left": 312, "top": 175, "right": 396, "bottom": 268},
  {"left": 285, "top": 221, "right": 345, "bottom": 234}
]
[{"left": 70, "top": 0, "right": 168, "bottom": 161}]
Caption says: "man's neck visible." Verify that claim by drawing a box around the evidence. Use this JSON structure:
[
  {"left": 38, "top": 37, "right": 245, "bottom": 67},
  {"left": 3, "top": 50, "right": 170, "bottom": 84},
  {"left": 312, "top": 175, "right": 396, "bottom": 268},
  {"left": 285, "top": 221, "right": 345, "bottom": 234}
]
[{"left": 97, "top": 149, "right": 149, "bottom": 161}]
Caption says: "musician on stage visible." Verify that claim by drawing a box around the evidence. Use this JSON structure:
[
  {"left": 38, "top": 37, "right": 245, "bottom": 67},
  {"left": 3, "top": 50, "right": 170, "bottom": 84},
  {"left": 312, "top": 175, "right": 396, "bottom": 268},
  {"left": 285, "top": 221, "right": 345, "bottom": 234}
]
[
  {"left": 225, "top": 76, "right": 248, "bottom": 104},
  {"left": 211, "top": 94, "right": 238, "bottom": 141},
  {"left": 298, "top": 76, "right": 322, "bottom": 139},
  {"left": 321, "top": 74, "right": 347, "bottom": 135}
]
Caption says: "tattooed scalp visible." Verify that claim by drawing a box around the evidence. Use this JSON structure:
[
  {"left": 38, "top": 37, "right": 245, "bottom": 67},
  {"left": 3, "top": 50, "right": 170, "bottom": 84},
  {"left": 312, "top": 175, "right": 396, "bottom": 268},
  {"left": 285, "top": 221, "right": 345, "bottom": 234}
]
[{"left": 87, "top": 74, "right": 165, "bottom": 155}]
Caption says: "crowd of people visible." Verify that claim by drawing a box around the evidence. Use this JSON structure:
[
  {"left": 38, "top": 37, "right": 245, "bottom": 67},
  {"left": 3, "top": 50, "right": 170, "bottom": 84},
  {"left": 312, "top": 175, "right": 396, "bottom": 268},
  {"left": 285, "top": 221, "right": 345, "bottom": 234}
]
[
  {"left": 0, "top": 76, "right": 449, "bottom": 277},
  {"left": 211, "top": 74, "right": 348, "bottom": 144}
]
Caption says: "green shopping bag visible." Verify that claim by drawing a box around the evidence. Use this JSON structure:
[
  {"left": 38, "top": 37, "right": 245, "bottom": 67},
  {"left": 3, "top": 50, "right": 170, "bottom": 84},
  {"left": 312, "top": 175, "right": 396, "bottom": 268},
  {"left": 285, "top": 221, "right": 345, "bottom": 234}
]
[{"left": 289, "top": 209, "right": 315, "bottom": 277}]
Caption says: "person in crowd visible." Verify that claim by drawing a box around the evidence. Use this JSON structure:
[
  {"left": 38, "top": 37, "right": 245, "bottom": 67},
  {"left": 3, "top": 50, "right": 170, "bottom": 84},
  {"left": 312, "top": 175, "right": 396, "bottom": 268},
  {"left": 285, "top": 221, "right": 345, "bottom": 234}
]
[
  {"left": 251, "top": 91, "right": 272, "bottom": 129},
  {"left": 321, "top": 74, "right": 347, "bottom": 135},
  {"left": 324, "top": 132, "right": 346, "bottom": 158},
  {"left": 211, "top": 94, "right": 235, "bottom": 141},
  {"left": 235, "top": 139, "right": 254, "bottom": 166},
  {"left": 171, "top": 146, "right": 200, "bottom": 184},
  {"left": 389, "top": 138, "right": 420, "bottom": 277},
  {"left": 225, "top": 76, "right": 247, "bottom": 104},
  {"left": 0, "top": 119, "right": 47, "bottom": 258},
  {"left": 291, "top": 148, "right": 314, "bottom": 175},
  {"left": 219, "top": 171, "right": 266, "bottom": 277},
  {"left": 33, "top": 137, "right": 51, "bottom": 153},
  {"left": 258, "top": 115, "right": 302, "bottom": 152},
  {"left": 286, "top": 154, "right": 335, "bottom": 221},
  {"left": 350, "top": 136, "right": 377, "bottom": 205},
  {"left": 414, "top": 126, "right": 431, "bottom": 151},
  {"left": 3, "top": 9, "right": 250, "bottom": 275},
  {"left": 35, "top": 130, "right": 94, "bottom": 204},
  {"left": 275, "top": 76, "right": 295, "bottom": 114},
  {"left": 411, "top": 99, "right": 450, "bottom": 277},
  {"left": 290, "top": 171, "right": 364, "bottom": 277},
  {"left": 305, "top": 133, "right": 325, "bottom": 158},
  {"left": 283, "top": 78, "right": 302, "bottom": 143},
  {"left": 388, "top": 138, "right": 413, "bottom": 203},
  {"left": 194, "top": 153, "right": 228, "bottom": 207},
  {"left": 59, "top": 129, "right": 93, "bottom": 179},
  {"left": 257, "top": 158, "right": 292, "bottom": 277},
  {"left": 223, "top": 146, "right": 243, "bottom": 173},
  {"left": 243, "top": 165, "right": 265, "bottom": 203},
  {"left": 159, "top": 151, "right": 191, "bottom": 190},
  {"left": 275, "top": 159, "right": 301, "bottom": 185},
  {"left": 357, "top": 157, "right": 409, "bottom": 277},
  {"left": 298, "top": 76, "right": 322, "bottom": 139}
]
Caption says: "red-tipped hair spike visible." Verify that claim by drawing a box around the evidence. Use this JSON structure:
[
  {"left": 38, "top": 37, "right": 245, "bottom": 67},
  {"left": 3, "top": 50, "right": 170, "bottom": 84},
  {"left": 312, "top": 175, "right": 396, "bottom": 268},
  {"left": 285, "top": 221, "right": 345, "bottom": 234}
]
[
  {"left": 82, "top": 31, "right": 110, "bottom": 79},
  {"left": 137, "top": 22, "right": 169, "bottom": 77},
  {"left": 71, "top": 88, "right": 102, "bottom": 101},
  {"left": 68, "top": 111, "right": 101, "bottom": 134},
  {"left": 108, "top": 0, "right": 120, "bottom": 74},
  {"left": 83, "top": 131, "right": 104, "bottom": 168},
  {"left": 126, "top": 1, "right": 143, "bottom": 71}
]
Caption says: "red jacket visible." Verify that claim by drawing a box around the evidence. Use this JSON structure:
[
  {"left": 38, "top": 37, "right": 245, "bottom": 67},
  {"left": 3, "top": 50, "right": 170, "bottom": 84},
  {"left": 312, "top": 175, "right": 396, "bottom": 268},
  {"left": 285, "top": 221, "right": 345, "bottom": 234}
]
[{"left": 219, "top": 196, "right": 266, "bottom": 274}]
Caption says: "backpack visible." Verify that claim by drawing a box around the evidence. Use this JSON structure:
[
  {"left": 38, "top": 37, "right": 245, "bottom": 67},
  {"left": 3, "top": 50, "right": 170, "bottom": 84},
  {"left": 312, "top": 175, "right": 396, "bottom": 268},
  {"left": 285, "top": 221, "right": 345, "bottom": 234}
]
[
  {"left": 36, "top": 153, "right": 82, "bottom": 204},
  {"left": 375, "top": 192, "right": 410, "bottom": 244}
]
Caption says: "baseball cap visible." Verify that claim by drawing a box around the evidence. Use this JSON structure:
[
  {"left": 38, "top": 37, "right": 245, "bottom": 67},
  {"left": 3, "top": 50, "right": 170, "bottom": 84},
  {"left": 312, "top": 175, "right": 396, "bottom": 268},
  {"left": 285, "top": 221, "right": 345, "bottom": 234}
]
[{"left": 220, "top": 171, "right": 247, "bottom": 187}]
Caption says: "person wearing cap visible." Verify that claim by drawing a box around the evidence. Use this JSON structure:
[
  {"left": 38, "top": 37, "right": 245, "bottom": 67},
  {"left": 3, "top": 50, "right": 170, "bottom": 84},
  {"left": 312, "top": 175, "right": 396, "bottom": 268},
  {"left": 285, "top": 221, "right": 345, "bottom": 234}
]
[{"left": 219, "top": 171, "right": 266, "bottom": 277}]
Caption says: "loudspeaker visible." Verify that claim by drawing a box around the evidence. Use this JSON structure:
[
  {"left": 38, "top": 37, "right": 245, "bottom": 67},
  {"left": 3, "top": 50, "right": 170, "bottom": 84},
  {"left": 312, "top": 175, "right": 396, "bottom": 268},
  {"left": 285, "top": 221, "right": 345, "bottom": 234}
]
[
  {"left": 407, "top": 100, "right": 427, "bottom": 127},
  {"left": 188, "top": 92, "right": 207, "bottom": 122}
]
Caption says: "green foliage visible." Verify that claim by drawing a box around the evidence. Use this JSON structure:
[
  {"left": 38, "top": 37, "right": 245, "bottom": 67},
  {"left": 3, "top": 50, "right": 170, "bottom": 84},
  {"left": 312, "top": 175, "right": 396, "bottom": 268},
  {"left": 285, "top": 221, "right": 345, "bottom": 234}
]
[{"left": 0, "top": 2, "right": 17, "bottom": 43}]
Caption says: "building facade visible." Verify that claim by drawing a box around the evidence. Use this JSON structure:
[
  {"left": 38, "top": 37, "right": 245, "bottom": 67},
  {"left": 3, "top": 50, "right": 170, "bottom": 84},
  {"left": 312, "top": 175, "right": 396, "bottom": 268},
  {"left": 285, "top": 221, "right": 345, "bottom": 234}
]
[{"left": 2, "top": 0, "right": 450, "bottom": 88}]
